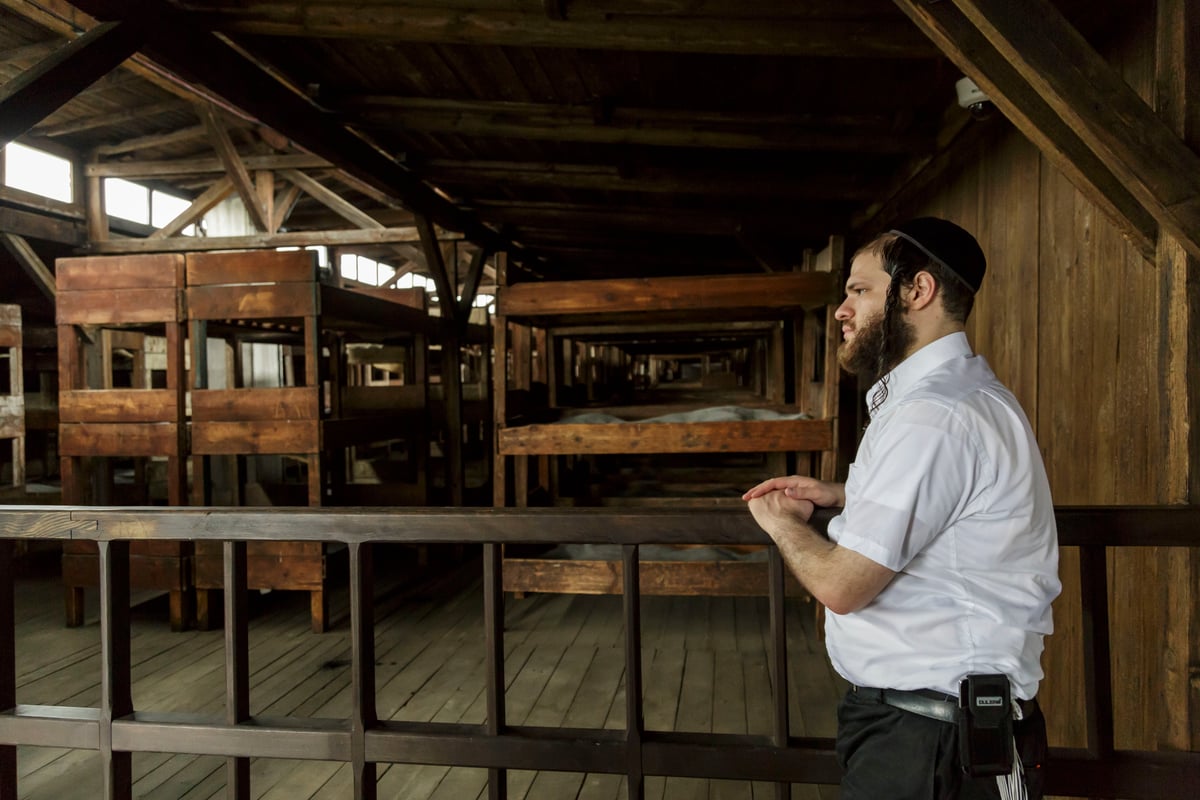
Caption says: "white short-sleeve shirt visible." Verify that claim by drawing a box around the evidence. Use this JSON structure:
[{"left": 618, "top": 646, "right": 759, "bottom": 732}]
[{"left": 825, "top": 332, "right": 1060, "bottom": 700}]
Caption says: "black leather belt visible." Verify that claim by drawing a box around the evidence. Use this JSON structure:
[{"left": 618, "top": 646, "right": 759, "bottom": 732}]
[{"left": 851, "top": 686, "right": 1037, "bottom": 725}]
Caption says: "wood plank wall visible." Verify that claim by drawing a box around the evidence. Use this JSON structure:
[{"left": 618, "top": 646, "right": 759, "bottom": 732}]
[{"left": 907, "top": 6, "right": 1197, "bottom": 753}]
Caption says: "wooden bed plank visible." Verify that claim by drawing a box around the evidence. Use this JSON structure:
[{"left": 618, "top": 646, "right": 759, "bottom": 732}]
[
  {"left": 192, "top": 387, "right": 320, "bottom": 422},
  {"left": 59, "top": 390, "right": 179, "bottom": 424},
  {"left": 498, "top": 418, "right": 834, "bottom": 455},
  {"left": 58, "top": 422, "right": 183, "bottom": 457},
  {"left": 187, "top": 283, "right": 318, "bottom": 321},
  {"left": 185, "top": 249, "right": 315, "bottom": 286},
  {"left": 499, "top": 272, "right": 840, "bottom": 321},
  {"left": 56, "top": 254, "right": 185, "bottom": 291},
  {"left": 56, "top": 289, "right": 182, "bottom": 325},
  {"left": 191, "top": 420, "right": 320, "bottom": 455}
]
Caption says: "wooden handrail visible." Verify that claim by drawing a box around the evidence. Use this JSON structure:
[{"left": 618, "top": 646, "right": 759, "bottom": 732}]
[{"left": 1, "top": 505, "right": 1198, "bottom": 800}]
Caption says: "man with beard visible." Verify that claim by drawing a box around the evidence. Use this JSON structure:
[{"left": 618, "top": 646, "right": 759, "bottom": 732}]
[{"left": 742, "top": 218, "right": 1060, "bottom": 800}]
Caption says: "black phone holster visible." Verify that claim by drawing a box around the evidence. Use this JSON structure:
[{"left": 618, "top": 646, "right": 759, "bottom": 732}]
[{"left": 958, "top": 673, "right": 1014, "bottom": 777}]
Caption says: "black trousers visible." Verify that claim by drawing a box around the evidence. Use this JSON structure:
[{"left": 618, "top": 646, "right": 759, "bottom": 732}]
[{"left": 835, "top": 688, "right": 1048, "bottom": 800}]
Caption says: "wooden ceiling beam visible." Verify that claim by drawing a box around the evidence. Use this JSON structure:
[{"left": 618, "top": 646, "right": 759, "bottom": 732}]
[
  {"left": 278, "top": 169, "right": 384, "bottom": 231},
  {"left": 893, "top": 0, "right": 1160, "bottom": 261},
  {"left": 148, "top": 176, "right": 234, "bottom": 239},
  {"left": 949, "top": 0, "right": 1200, "bottom": 261},
  {"left": 85, "top": 153, "right": 330, "bottom": 179},
  {"left": 0, "top": 205, "right": 86, "bottom": 245},
  {"left": 473, "top": 201, "right": 839, "bottom": 238},
  {"left": 415, "top": 213, "right": 457, "bottom": 325},
  {"left": 0, "top": 19, "right": 146, "bottom": 148},
  {"left": 347, "top": 97, "right": 929, "bottom": 154},
  {"left": 33, "top": 99, "right": 191, "bottom": 138},
  {"left": 92, "top": 123, "right": 209, "bottom": 157},
  {"left": 418, "top": 159, "right": 878, "bottom": 201},
  {"left": 270, "top": 182, "right": 302, "bottom": 233},
  {"left": 184, "top": 1, "right": 936, "bottom": 58},
  {"left": 199, "top": 103, "right": 270, "bottom": 231},
  {"left": 89, "top": 226, "right": 430, "bottom": 254},
  {"left": 0, "top": 232, "right": 56, "bottom": 301}
]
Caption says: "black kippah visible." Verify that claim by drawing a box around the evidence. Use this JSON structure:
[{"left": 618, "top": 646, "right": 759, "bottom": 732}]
[{"left": 887, "top": 217, "right": 987, "bottom": 293}]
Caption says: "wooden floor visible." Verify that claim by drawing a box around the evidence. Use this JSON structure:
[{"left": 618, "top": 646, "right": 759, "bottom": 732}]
[{"left": 10, "top": 549, "right": 844, "bottom": 799}]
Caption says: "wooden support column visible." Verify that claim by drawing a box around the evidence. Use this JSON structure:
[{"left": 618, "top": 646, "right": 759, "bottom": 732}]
[
  {"left": 86, "top": 156, "right": 108, "bottom": 243},
  {"left": 417, "top": 213, "right": 467, "bottom": 504}
]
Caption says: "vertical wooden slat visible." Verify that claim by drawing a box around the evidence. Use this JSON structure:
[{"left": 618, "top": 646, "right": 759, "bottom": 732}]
[
  {"left": 99, "top": 540, "right": 132, "bottom": 800},
  {"left": 304, "top": 315, "right": 323, "bottom": 509},
  {"left": 190, "top": 319, "right": 209, "bottom": 505},
  {"left": 492, "top": 258, "right": 509, "bottom": 508},
  {"left": 622, "top": 545, "right": 644, "bottom": 800},
  {"left": 350, "top": 542, "right": 377, "bottom": 800},
  {"left": 442, "top": 329, "right": 465, "bottom": 506},
  {"left": 0, "top": 538, "right": 15, "bottom": 798},
  {"left": 483, "top": 542, "right": 507, "bottom": 800},
  {"left": 1079, "top": 545, "right": 1114, "bottom": 759},
  {"left": 224, "top": 540, "right": 250, "bottom": 799},
  {"left": 767, "top": 548, "right": 790, "bottom": 800}
]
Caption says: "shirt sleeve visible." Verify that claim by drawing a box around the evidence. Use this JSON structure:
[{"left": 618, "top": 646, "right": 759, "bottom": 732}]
[{"left": 835, "top": 400, "right": 984, "bottom": 572}]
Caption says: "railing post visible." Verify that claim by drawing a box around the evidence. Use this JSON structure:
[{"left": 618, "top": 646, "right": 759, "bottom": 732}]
[
  {"left": 99, "top": 539, "right": 132, "bottom": 800},
  {"left": 622, "top": 545, "right": 644, "bottom": 800},
  {"left": 351, "top": 542, "right": 377, "bottom": 800},
  {"left": 484, "top": 542, "right": 507, "bottom": 800},
  {"left": 0, "top": 539, "right": 16, "bottom": 798},
  {"left": 224, "top": 540, "right": 250, "bottom": 799},
  {"left": 1079, "top": 544, "right": 1115, "bottom": 759},
  {"left": 768, "top": 548, "right": 790, "bottom": 800}
]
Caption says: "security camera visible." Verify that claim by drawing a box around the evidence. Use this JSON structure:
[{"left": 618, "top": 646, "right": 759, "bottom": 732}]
[{"left": 955, "top": 77, "right": 994, "bottom": 120}]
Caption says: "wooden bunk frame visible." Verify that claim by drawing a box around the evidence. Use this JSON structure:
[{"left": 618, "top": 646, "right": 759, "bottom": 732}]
[
  {"left": 0, "top": 305, "right": 24, "bottom": 500},
  {"left": 186, "top": 250, "right": 438, "bottom": 632},
  {"left": 55, "top": 254, "right": 192, "bottom": 630},
  {"left": 493, "top": 238, "right": 845, "bottom": 596}
]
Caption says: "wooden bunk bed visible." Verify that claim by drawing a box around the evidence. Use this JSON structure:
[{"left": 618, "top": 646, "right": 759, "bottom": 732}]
[
  {"left": 0, "top": 305, "right": 24, "bottom": 501},
  {"left": 493, "top": 238, "right": 845, "bottom": 596},
  {"left": 55, "top": 255, "right": 192, "bottom": 629},
  {"left": 186, "top": 249, "right": 438, "bottom": 631}
]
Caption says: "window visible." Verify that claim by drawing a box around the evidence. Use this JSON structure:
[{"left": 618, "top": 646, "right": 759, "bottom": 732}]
[
  {"left": 105, "top": 178, "right": 200, "bottom": 234},
  {"left": 2, "top": 142, "right": 73, "bottom": 203},
  {"left": 104, "top": 178, "right": 150, "bottom": 225}
]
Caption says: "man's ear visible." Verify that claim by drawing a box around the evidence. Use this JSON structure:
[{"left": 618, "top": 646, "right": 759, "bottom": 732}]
[{"left": 906, "top": 270, "right": 939, "bottom": 311}]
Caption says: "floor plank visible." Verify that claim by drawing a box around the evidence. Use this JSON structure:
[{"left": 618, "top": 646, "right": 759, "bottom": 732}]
[{"left": 10, "top": 556, "right": 843, "bottom": 799}]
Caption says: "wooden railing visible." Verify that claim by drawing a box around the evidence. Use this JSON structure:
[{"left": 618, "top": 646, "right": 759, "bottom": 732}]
[{"left": 1, "top": 505, "right": 1198, "bottom": 800}]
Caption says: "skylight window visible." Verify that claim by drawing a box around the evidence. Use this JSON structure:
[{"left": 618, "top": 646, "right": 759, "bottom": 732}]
[{"left": 3, "top": 142, "right": 73, "bottom": 203}]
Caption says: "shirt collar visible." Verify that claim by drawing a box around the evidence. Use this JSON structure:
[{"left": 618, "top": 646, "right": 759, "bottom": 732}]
[{"left": 866, "top": 331, "right": 973, "bottom": 418}]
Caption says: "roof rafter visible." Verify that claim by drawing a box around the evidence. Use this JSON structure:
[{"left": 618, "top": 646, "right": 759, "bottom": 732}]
[
  {"left": 0, "top": 18, "right": 146, "bottom": 148},
  {"left": 65, "top": 0, "right": 528, "bottom": 268},
  {"left": 951, "top": 0, "right": 1200, "bottom": 261},
  {"left": 183, "top": 1, "right": 937, "bottom": 58},
  {"left": 344, "top": 97, "right": 930, "bottom": 154}
]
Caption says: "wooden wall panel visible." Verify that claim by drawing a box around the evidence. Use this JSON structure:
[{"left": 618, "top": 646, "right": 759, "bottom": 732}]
[{"left": 909, "top": 12, "right": 1185, "bottom": 750}]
